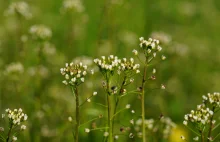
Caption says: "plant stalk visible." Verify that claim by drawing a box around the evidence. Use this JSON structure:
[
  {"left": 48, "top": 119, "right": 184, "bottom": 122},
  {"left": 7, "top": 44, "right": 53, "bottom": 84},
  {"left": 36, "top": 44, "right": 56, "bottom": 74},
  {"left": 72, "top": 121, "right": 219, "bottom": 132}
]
[
  {"left": 73, "top": 87, "right": 80, "bottom": 142},
  {"left": 141, "top": 60, "right": 147, "bottom": 142}
]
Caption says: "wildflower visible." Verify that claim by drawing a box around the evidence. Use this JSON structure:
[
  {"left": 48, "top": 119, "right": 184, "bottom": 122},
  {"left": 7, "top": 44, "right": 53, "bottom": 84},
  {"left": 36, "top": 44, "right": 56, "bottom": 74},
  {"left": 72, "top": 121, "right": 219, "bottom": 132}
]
[
  {"left": 152, "top": 68, "right": 156, "bottom": 74},
  {"left": 68, "top": 116, "right": 72, "bottom": 122},
  {"left": 193, "top": 136, "right": 199, "bottom": 141},
  {"left": 93, "top": 92, "right": 97, "bottom": 96},
  {"left": 180, "top": 135, "right": 185, "bottom": 140},
  {"left": 132, "top": 49, "right": 138, "bottom": 55},
  {"left": 114, "top": 135, "right": 119, "bottom": 140},
  {"left": 21, "top": 125, "right": 26, "bottom": 130},
  {"left": 161, "top": 55, "right": 166, "bottom": 60},
  {"left": 84, "top": 128, "right": 90, "bottom": 133},
  {"left": 131, "top": 110, "right": 135, "bottom": 113},
  {"left": 129, "top": 133, "right": 134, "bottom": 138},
  {"left": 161, "top": 84, "right": 166, "bottom": 89},
  {"left": 62, "top": 0, "right": 84, "bottom": 13},
  {"left": 60, "top": 62, "right": 88, "bottom": 86},
  {"left": 29, "top": 25, "right": 52, "bottom": 40},
  {"left": 126, "top": 104, "right": 131, "bottom": 109},
  {"left": 130, "top": 119, "right": 134, "bottom": 125},
  {"left": 87, "top": 98, "right": 91, "bottom": 102},
  {"left": 5, "top": 1, "right": 32, "bottom": 19},
  {"left": 183, "top": 120, "right": 187, "bottom": 125},
  {"left": 12, "top": 136, "right": 17, "bottom": 141},
  {"left": 104, "top": 132, "right": 109, "bottom": 137},
  {"left": 4, "top": 108, "right": 28, "bottom": 126},
  {"left": 0, "top": 127, "right": 4, "bottom": 132}
]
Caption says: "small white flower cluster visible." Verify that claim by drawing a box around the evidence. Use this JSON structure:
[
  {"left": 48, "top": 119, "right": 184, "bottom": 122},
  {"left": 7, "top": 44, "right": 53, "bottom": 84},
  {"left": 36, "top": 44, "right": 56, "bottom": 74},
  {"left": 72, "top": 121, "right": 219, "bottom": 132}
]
[
  {"left": 139, "top": 37, "right": 162, "bottom": 52},
  {"left": 202, "top": 92, "right": 220, "bottom": 108},
  {"left": 29, "top": 25, "right": 52, "bottom": 41},
  {"left": 3, "top": 108, "right": 28, "bottom": 126},
  {"left": 134, "top": 37, "right": 165, "bottom": 61},
  {"left": 118, "top": 58, "right": 140, "bottom": 74},
  {"left": 5, "top": 1, "right": 32, "bottom": 19},
  {"left": 4, "top": 62, "right": 24, "bottom": 75},
  {"left": 60, "top": 62, "right": 88, "bottom": 86},
  {"left": 183, "top": 104, "right": 214, "bottom": 126},
  {"left": 135, "top": 117, "right": 175, "bottom": 138},
  {"left": 62, "top": 0, "right": 84, "bottom": 13},
  {"left": 183, "top": 92, "right": 219, "bottom": 130},
  {"left": 94, "top": 55, "right": 140, "bottom": 76}
]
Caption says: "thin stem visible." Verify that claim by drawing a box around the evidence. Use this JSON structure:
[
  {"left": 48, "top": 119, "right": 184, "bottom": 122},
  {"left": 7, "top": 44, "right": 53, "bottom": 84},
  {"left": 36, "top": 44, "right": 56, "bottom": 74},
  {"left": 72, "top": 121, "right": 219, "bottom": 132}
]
[
  {"left": 200, "top": 130, "right": 205, "bottom": 142},
  {"left": 111, "top": 108, "right": 126, "bottom": 120},
  {"left": 107, "top": 95, "right": 113, "bottom": 142},
  {"left": 141, "top": 57, "right": 148, "bottom": 142},
  {"left": 212, "top": 132, "right": 220, "bottom": 141},
  {"left": 207, "top": 107, "right": 215, "bottom": 142},
  {"left": 79, "top": 116, "right": 101, "bottom": 128},
  {"left": 106, "top": 79, "right": 113, "bottom": 142},
  {"left": 6, "top": 123, "right": 13, "bottom": 142},
  {"left": 112, "top": 77, "right": 126, "bottom": 136},
  {"left": 71, "top": 86, "right": 80, "bottom": 142}
]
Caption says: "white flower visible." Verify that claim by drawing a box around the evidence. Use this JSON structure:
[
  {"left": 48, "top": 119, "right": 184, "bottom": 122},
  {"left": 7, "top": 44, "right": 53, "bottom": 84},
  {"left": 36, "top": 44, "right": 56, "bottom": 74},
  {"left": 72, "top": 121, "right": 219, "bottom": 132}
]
[
  {"left": 68, "top": 116, "right": 72, "bottom": 122},
  {"left": 104, "top": 132, "right": 109, "bottom": 137},
  {"left": 80, "top": 77, "right": 85, "bottom": 82},
  {"left": 131, "top": 110, "right": 135, "bottom": 113},
  {"left": 180, "top": 135, "right": 185, "bottom": 140},
  {"left": 87, "top": 98, "right": 91, "bottom": 102},
  {"left": 132, "top": 49, "right": 138, "bottom": 55},
  {"left": 161, "top": 84, "right": 166, "bottom": 89},
  {"left": 93, "top": 92, "right": 97, "bottom": 96},
  {"left": 114, "top": 135, "right": 119, "bottom": 140},
  {"left": 21, "top": 125, "right": 26, "bottom": 130},
  {"left": 193, "top": 136, "right": 199, "bottom": 141},
  {"left": 126, "top": 104, "right": 131, "bottom": 109},
  {"left": 161, "top": 55, "right": 166, "bottom": 60},
  {"left": 12, "top": 136, "right": 17, "bottom": 141},
  {"left": 130, "top": 119, "right": 134, "bottom": 124},
  {"left": 183, "top": 120, "right": 187, "bottom": 125},
  {"left": 85, "top": 128, "right": 90, "bottom": 133},
  {"left": 152, "top": 68, "right": 156, "bottom": 74}
]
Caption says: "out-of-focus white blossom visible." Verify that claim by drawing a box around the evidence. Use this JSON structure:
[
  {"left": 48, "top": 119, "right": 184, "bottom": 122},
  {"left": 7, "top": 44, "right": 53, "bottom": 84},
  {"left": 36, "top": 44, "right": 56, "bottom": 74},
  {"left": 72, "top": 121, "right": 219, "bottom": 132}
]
[
  {"left": 5, "top": 1, "right": 32, "bottom": 19},
  {"left": 29, "top": 25, "right": 52, "bottom": 40},
  {"left": 62, "top": 0, "right": 84, "bottom": 13}
]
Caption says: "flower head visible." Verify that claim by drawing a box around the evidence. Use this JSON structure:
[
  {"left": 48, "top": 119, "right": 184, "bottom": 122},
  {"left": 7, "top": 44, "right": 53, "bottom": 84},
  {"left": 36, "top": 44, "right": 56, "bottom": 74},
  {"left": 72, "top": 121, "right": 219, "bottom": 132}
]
[
  {"left": 29, "top": 25, "right": 52, "bottom": 41},
  {"left": 5, "top": 1, "right": 32, "bottom": 19}
]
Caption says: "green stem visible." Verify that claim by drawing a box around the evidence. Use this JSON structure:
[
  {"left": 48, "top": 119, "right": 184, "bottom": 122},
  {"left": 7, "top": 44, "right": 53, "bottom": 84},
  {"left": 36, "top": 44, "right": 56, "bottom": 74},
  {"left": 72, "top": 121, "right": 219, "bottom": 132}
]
[
  {"left": 107, "top": 95, "right": 113, "bottom": 142},
  {"left": 72, "top": 86, "right": 80, "bottom": 142},
  {"left": 6, "top": 123, "right": 13, "bottom": 142},
  {"left": 106, "top": 79, "right": 113, "bottom": 142},
  {"left": 141, "top": 59, "right": 147, "bottom": 142},
  {"left": 207, "top": 107, "right": 215, "bottom": 142},
  {"left": 79, "top": 116, "right": 100, "bottom": 128}
]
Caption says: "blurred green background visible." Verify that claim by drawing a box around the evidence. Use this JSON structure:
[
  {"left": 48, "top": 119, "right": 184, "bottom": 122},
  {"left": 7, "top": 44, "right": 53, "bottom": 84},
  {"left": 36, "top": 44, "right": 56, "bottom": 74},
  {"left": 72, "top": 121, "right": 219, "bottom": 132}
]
[{"left": 0, "top": 0, "right": 220, "bottom": 141}]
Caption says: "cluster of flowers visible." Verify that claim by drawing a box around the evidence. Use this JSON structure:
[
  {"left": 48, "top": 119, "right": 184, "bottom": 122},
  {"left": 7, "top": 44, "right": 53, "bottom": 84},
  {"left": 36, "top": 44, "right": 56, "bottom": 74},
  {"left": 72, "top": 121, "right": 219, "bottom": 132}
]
[
  {"left": 29, "top": 25, "right": 52, "bottom": 41},
  {"left": 183, "top": 104, "right": 214, "bottom": 126},
  {"left": 5, "top": 1, "right": 32, "bottom": 19},
  {"left": 183, "top": 92, "right": 219, "bottom": 127},
  {"left": 1, "top": 108, "right": 27, "bottom": 141},
  {"left": 4, "top": 62, "right": 24, "bottom": 75},
  {"left": 203, "top": 92, "right": 220, "bottom": 108},
  {"left": 2, "top": 108, "right": 28, "bottom": 126},
  {"left": 62, "top": 0, "right": 84, "bottom": 13},
  {"left": 94, "top": 55, "right": 140, "bottom": 76},
  {"left": 135, "top": 117, "right": 176, "bottom": 139},
  {"left": 133, "top": 37, "right": 166, "bottom": 61},
  {"left": 60, "top": 62, "right": 88, "bottom": 86}
]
